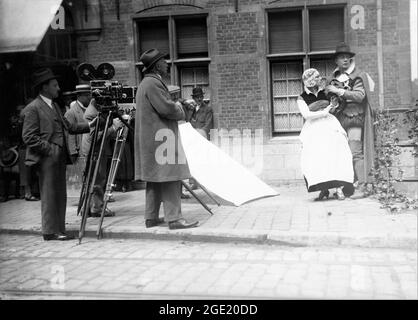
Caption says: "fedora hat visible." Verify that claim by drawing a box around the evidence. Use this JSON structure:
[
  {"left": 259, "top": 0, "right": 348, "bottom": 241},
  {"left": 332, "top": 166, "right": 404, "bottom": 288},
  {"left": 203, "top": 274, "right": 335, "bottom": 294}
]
[
  {"left": 32, "top": 68, "right": 59, "bottom": 88},
  {"left": 191, "top": 87, "right": 204, "bottom": 97},
  {"left": 0, "top": 147, "right": 19, "bottom": 168},
  {"left": 139, "top": 48, "right": 168, "bottom": 72},
  {"left": 74, "top": 84, "right": 91, "bottom": 94},
  {"left": 334, "top": 42, "right": 355, "bottom": 58}
]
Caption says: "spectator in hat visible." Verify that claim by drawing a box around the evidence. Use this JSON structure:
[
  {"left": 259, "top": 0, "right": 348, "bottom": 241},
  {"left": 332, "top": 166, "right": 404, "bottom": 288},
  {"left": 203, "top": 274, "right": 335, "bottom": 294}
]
[
  {"left": 65, "top": 84, "right": 91, "bottom": 163},
  {"left": 134, "top": 48, "right": 198, "bottom": 230},
  {"left": 22, "top": 68, "right": 95, "bottom": 241},
  {"left": 187, "top": 87, "right": 213, "bottom": 139},
  {"left": 326, "top": 42, "right": 377, "bottom": 197}
]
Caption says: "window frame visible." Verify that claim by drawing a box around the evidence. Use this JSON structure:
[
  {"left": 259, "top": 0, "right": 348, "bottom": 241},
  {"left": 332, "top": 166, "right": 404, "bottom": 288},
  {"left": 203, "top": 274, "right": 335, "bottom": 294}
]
[
  {"left": 266, "top": 4, "right": 347, "bottom": 135},
  {"left": 133, "top": 13, "right": 210, "bottom": 92}
]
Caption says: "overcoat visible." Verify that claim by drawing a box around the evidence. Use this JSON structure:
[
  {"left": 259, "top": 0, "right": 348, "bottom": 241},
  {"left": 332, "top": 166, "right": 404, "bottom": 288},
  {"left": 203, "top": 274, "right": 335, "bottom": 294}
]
[{"left": 134, "top": 74, "right": 191, "bottom": 182}]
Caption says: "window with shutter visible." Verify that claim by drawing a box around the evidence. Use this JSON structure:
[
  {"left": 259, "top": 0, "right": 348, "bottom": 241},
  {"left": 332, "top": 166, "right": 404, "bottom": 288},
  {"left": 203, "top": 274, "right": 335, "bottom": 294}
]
[
  {"left": 136, "top": 15, "right": 209, "bottom": 96},
  {"left": 309, "top": 8, "right": 344, "bottom": 52},
  {"left": 138, "top": 19, "right": 170, "bottom": 57},
  {"left": 268, "top": 5, "right": 345, "bottom": 134},
  {"left": 176, "top": 17, "right": 208, "bottom": 58},
  {"left": 269, "top": 11, "right": 303, "bottom": 54}
]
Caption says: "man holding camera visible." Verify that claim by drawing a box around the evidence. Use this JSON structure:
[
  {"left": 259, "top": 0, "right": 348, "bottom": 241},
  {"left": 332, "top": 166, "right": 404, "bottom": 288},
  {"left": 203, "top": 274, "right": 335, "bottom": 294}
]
[
  {"left": 135, "top": 48, "right": 199, "bottom": 230},
  {"left": 22, "top": 68, "right": 95, "bottom": 240},
  {"left": 83, "top": 97, "right": 123, "bottom": 217}
]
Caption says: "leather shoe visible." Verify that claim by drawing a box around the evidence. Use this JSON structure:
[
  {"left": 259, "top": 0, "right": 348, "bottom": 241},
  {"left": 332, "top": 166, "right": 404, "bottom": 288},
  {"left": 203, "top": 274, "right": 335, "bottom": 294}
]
[
  {"left": 90, "top": 208, "right": 115, "bottom": 218},
  {"left": 43, "top": 233, "right": 74, "bottom": 241},
  {"left": 145, "top": 217, "right": 165, "bottom": 228},
  {"left": 168, "top": 219, "right": 199, "bottom": 230}
]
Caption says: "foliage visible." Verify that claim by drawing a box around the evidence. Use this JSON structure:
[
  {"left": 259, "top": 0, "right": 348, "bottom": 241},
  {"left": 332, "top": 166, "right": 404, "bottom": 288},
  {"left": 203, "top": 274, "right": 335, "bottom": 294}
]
[{"left": 368, "top": 107, "right": 418, "bottom": 213}]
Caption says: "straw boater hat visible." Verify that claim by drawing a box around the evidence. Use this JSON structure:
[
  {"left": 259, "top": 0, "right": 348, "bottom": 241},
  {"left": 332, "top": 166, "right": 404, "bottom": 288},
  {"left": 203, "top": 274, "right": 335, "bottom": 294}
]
[
  {"left": 138, "top": 48, "right": 168, "bottom": 72},
  {"left": 74, "top": 84, "right": 91, "bottom": 94},
  {"left": 334, "top": 42, "right": 356, "bottom": 58}
]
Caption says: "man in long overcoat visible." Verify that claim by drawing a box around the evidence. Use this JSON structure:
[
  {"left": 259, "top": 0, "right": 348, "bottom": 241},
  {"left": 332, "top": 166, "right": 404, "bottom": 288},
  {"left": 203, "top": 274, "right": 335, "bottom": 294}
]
[
  {"left": 22, "top": 68, "right": 93, "bottom": 240},
  {"left": 134, "top": 48, "right": 198, "bottom": 230}
]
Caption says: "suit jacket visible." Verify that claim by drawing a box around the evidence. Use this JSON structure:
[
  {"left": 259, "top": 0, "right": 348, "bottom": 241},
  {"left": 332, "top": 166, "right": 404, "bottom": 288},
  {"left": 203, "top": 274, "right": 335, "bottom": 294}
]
[
  {"left": 186, "top": 101, "right": 214, "bottom": 138},
  {"left": 64, "top": 100, "right": 89, "bottom": 156},
  {"left": 22, "top": 96, "right": 90, "bottom": 166}
]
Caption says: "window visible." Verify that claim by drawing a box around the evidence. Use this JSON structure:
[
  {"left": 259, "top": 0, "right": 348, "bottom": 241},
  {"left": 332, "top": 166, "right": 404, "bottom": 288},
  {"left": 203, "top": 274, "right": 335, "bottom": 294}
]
[
  {"left": 268, "top": 6, "right": 345, "bottom": 133},
  {"left": 136, "top": 16, "right": 210, "bottom": 99}
]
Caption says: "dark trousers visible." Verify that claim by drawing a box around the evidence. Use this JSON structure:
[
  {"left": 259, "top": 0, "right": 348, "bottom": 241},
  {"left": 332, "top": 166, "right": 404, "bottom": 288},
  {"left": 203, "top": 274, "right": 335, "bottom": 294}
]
[
  {"left": 38, "top": 144, "right": 67, "bottom": 235},
  {"left": 90, "top": 154, "right": 108, "bottom": 214},
  {"left": 145, "top": 181, "right": 182, "bottom": 222}
]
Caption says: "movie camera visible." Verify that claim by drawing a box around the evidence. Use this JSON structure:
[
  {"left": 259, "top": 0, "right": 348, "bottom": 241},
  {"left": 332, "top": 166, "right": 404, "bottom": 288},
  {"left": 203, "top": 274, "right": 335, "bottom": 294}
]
[{"left": 76, "top": 62, "right": 137, "bottom": 112}]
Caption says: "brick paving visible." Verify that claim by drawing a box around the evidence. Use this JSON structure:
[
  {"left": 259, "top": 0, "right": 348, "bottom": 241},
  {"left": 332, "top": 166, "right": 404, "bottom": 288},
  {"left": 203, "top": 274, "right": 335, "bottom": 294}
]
[
  {"left": 0, "top": 184, "right": 416, "bottom": 248},
  {"left": 0, "top": 234, "right": 416, "bottom": 299}
]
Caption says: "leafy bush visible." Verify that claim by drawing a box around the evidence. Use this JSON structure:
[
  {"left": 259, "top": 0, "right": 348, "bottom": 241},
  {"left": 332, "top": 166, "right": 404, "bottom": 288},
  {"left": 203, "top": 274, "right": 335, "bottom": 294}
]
[{"left": 368, "top": 106, "right": 418, "bottom": 213}]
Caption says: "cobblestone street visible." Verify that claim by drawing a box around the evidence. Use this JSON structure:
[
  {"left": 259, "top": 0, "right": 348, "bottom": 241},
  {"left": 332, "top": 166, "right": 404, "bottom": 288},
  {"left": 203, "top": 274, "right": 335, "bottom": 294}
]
[{"left": 0, "top": 234, "right": 416, "bottom": 300}]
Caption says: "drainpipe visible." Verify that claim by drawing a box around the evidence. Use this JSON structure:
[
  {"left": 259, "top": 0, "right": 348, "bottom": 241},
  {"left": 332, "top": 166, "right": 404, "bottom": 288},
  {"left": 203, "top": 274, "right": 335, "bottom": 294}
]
[
  {"left": 235, "top": 0, "right": 238, "bottom": 13},
  {"left": 376, "top": 0, "right": 385, "bottom": 110}
]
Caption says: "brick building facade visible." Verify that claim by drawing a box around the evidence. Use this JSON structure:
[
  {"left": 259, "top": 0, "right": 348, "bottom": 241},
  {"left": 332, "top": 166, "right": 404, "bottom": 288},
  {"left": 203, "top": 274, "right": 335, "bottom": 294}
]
[
  {"left": 67, "top": 0, "right": 416, "bottom": 184},
  {"left": 2, "top": 0, "right": 415, "bottom": 187}
]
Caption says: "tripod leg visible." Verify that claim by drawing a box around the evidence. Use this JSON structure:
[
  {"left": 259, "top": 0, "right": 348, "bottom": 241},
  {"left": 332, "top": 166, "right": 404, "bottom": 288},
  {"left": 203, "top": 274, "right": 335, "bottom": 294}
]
[
  {"left": 79, "top": 112, "right": 112, "bottom": 244},
  {"left": 97, "top": 126, "right": 127, "bottom": 239},
  {"left": 182, "top": 181, "right": 213, "bottom": 215},
  {"left": 193, "top": 179, "right": 221, "bottom": 207}
]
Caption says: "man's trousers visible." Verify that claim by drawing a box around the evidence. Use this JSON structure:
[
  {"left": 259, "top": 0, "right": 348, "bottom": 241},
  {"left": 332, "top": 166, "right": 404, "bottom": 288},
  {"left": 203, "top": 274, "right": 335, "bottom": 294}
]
[
  {"left": 145, "top": 181, "right": 182, "bottom": 222},
  {"left": 38, "top": 144, "right": 67, "bottom": 235}
]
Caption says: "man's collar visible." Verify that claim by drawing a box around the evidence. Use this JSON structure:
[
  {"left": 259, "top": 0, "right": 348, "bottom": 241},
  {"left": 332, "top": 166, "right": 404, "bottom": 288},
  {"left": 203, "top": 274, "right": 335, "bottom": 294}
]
[
  {"left": 334, "top": 61, "right": 356, "bottom": 76},
  {"left": 76, "top": 100, "right": 87, "bottom": 110},
  {"left": 39, "top": 94, "right": 53, "bottom": 108}
]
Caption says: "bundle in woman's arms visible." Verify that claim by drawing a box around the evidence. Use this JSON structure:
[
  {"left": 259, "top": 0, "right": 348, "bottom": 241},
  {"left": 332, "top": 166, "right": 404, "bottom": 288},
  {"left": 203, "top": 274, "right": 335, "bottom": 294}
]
[{"left": 307, "top": 100, "right": 330, "bottom": 112}]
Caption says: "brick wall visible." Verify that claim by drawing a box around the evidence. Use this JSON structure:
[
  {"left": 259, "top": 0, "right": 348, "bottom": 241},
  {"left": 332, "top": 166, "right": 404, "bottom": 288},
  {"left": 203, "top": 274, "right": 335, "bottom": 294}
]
[{"left": 71, "top": 0, "right": 415, "bottom": 183}]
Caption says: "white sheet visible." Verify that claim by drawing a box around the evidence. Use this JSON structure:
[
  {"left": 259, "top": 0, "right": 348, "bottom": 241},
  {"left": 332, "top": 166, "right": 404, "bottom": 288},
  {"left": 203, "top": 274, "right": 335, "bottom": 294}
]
[{"left": 179, "top": 123, "right": 278, "bottom": 206}]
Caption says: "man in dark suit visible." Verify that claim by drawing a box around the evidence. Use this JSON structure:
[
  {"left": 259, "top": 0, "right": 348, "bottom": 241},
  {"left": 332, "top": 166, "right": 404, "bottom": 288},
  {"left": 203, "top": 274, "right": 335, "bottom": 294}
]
[{"left": 22, "top": 69, "right": 93, "bottom": 241}]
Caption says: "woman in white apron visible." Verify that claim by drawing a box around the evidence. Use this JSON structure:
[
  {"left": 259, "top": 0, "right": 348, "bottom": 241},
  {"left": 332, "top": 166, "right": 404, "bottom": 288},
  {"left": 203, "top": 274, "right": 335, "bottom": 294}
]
[{"left": 298, "top": 68, "right": 354, "bottom": 200}]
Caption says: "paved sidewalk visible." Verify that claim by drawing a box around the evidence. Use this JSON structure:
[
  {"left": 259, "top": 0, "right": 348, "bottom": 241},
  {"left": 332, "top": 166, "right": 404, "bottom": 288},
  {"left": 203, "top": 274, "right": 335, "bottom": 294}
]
[{"left": 0, "top": 184, "right": 416, "bottom": 248}]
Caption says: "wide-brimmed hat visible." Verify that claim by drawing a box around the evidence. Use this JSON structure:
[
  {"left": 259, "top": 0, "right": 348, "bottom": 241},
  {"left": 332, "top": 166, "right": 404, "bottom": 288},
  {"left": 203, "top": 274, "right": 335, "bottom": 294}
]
[
  {"left": 139, "top": 48, "right": 168, "bottom": 72},
  {"left": 74, "top": 84, "right": 91, "bottom": 94},
  {"left": 0, "top": 147, "right": 19, "bottom": 168},
  {"left": 191, "top": 87, "right": 204, "bottom": 97},
  {"left": 334, "top": 42, "right": 355, "bottom": 58},
  {"left": 32, "top": 68, "right": 59, "bottom": 88}
]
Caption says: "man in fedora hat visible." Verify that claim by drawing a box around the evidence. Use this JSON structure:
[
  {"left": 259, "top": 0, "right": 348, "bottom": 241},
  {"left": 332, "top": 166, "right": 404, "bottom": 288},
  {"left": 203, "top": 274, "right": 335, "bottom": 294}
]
[
  {"left": 326, "top": 42, "right": 376, "bottom": 198},
  {"left": 188, "top": 87, "right": 213, "bottom": 139},
  {"left": 22, "top": 68, "right": 95, "bottom": 240},
  {"left": 134, "top": 48, "right": 199, "bottom": 230},
  {"left": 83, "top": 91, "right": 122, "bottom": 217}
]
